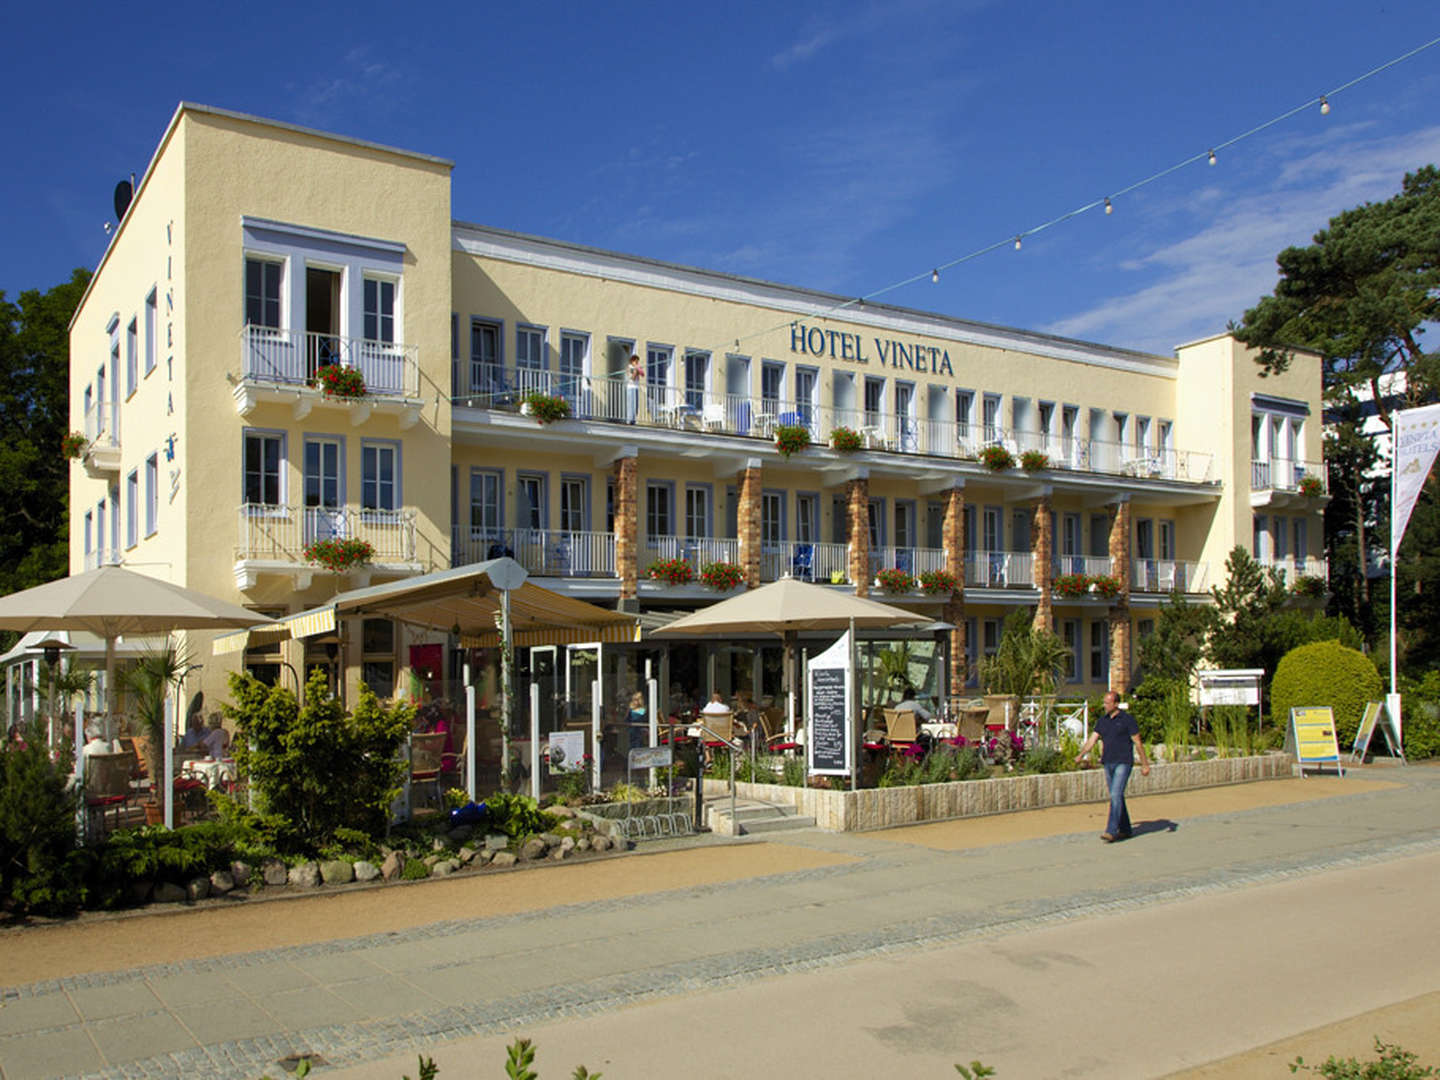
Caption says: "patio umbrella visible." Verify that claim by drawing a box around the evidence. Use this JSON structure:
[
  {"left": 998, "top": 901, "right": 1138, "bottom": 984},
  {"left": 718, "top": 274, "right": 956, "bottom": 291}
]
[{"left": 0, "top": 566, "right": 271, "bottom": 738}]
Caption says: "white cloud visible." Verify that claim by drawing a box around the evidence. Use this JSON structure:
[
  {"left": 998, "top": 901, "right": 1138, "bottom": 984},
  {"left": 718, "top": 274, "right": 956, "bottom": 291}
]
[
  {"left": 1045, "top": 124, "right": 1440, "bottom": 354},
  {"left": 287, "top": 46, "right": 405, "bottom": 129}
]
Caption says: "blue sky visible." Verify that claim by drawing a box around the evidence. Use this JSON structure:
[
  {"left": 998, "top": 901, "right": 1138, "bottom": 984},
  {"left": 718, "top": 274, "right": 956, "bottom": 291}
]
[{"left": 5, "top": 1, "right": 1439, "bottom": 355}]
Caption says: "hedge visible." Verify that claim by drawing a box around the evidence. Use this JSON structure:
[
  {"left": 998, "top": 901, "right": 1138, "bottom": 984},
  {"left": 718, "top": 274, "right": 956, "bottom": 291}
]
[{"left": 1269, "top": 640, "right": 1382, "bottom": 747}]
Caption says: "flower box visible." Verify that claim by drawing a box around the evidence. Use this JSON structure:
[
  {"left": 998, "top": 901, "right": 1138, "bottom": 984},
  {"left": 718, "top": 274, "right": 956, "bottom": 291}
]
[
  {"left": 979, "top": 445, "right": 1014, "bottom": 471},
  {"left": 62, "top": 431, "right": 87, "bottom": 460},
  {"left": 1019, "top": 449, "right": 1049, "bottom": 471},
  {"left": 1052, "top": 572, "right": 1121, "bottom": 598},
  {"left": 774, "top": 423, "right": 811, "bottom": 458},
  {"left": 875, "top": 567, "right": 916, "bottom": 594},
  {"left": 522, "top": 392, "right": 571, "bottom": 424},
  {"left": 918, "top": 568, "right": 960, "bottom": 595},
  {"left": 312, "top": 365, "right": 367, "bottom": 399},
  {"left": 648, "top": 558, "right": 694, "bottom": 586},
  {"left": 1297, "top": 474, "right": 1324, "bottom": 497},
  {"left": 699, "top": 561, "right": 744, "bottom": 590},
  {"left": 303, "top": 537, "right": 375, "bottom": 572},
  {"left": 829, "top": 426, "right": 863, "bottom": 453}
]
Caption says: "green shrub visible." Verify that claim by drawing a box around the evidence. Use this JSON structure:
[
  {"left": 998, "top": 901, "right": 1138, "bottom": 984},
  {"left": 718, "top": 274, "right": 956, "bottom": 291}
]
[
  {"left": 401, "top": 857, "right": 430, "bottom": 880},
  {"left": 1269, "top": 641, "right": 1382, "bottom": 747},
  {"left": 1291, "top": 1038, "right": 1435, "bottom": 1078},
  {"left": 0, "top": 736, "right": 87, "bottom": 915},
  {"left": 1022, "top": 746, "right": 1065, "bottom": 774},
  {"left": 483, "top": 791, "right": 554, "bottom": 840},
  {"left": 1399, "top": 671, "right": 1440, "bottom": 760},
  {"left": 225, "top": 670, "right": 413, "bottom": 852},
  {"left": 1129, "top": 676, "right": 1191, "bottom": 745}
]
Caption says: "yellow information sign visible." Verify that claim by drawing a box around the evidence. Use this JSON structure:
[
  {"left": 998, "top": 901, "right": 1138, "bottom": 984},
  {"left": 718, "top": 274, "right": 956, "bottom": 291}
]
[{"left": 1290, "top": 706, "right": 1344, "bottom": 777}]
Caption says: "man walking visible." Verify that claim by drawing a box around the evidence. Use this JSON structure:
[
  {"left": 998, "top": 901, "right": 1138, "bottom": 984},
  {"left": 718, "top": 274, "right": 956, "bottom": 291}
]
[{"left": 1078, "top": 690, "right": 1151, "bottom": 842}]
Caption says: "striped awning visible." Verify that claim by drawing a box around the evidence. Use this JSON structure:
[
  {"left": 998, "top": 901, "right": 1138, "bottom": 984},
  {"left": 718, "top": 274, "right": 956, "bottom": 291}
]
[
  {"left": 212, "top": 606, "right": 338, "bottom": 655},
  {"left": 211, "top": 559, "right": 636, "bottom": 656}
]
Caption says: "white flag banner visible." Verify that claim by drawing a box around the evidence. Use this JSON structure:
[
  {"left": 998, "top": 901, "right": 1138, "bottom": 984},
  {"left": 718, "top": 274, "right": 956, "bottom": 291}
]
[{"left": 1392, "top": 403, "right": 1440, "bottom": 556}]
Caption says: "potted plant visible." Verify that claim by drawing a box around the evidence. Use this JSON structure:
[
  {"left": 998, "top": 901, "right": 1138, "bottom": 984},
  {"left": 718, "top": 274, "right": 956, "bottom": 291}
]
[
  {"left": 647, "top": 557, "right": 693, "bottom": 586},
  {"left": 918, "top": 568, "right": 960, "bottom": 595},
  {"left": 1297, "top": 474, "right": 1324, "bottom": 497},
  {"left": 875, "top": 567, "right": 917, "bottom": 594},
  {"left": 979, "top": 445, "right": 1014, "bottom": 471},
  {"left": 699, "top": 561, "right": 744, "bottom": 590},
  {"left": 521, "top": 392, "right": 572, "bottom": 424},
  {"left": 1052, "top": 572, "right": 1090, "bottom": 598},
  {"left": 1019, "top": 449, "right": 1049, "bottom": 471},
  {"left": 773, "top": 423, "right": 811, "bottom": 458},
  {"left": 303, "top": 537, "right": 375, "bottom": 573},
  {"left": 62, "top": 431, "right": 88, "bottom": 460},
  {"left": 123, "top": 642, "right": 194, "bottom": 817},
  {"left": 829, "top": 426, "right": 863, "bottom": 453},
  {"left": 1085, "top": 574, "right": 1121, "bottom": 599},
  {"left": 312, "top": 365, "right": 367, "bottom": 399}
]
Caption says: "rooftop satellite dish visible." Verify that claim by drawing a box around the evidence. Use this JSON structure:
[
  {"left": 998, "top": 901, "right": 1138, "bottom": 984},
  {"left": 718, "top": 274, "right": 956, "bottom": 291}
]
[{"left": 113, "top": 180, "right": 133, "bottom": 222}]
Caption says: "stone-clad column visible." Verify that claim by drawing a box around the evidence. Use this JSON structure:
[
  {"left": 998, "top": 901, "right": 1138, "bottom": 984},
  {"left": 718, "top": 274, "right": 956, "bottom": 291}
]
[
  {"left": 847, "top": 474, "right": 870, "bottom": 596},
  {"left": 614, "top": 456, "right": 638, "bottom": 607},
  {"left": 737, "top": 461, "right": 763, "bottom": 588},
  {"left": 1107, "top": 495, "right": 1132, "bottom": 692},
  {"left": 1032, "top": 491, "right": 1054, "bottom": 634},
  {"left": 943, "top": 483, "right": 967, "bottom": 694}
]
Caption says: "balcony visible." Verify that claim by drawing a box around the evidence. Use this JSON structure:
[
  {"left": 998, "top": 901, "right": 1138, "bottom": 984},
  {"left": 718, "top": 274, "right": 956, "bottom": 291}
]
[
  {"left": 1260, "top": 555, "right": 1328, "bottom": 588},
  {"left": 82, "top": 400, "right": 121, "bottom": 475},
  {"left": 453, "top": 528, "right": 617, "bottom": 578},
  {"left": 1052, "top": 555, "right": 1116, "bottom": 579},
  {"left": 1251, "top": 459, "right": 1327, "bottom": 508},
  {"left": 83, "top": 548, "right": 122, "bottom": 571},
  {"left": 451, "top": 364, "right": 1215, "bottom": 487},
  {"left": 762, "top": 541, "right": 849, "bottom": 583},
  {"left": 234, "top": 503, "right": 420, "bottom": 590},
  {"left": 235, "top": 326, "right": 422, "bottom": 426},
  {"left": 1130, "top": 559, "right": 1209, "bottom": 594},
  {"left": 965, "top": 550, "right": 1035, "bottom": 589}
]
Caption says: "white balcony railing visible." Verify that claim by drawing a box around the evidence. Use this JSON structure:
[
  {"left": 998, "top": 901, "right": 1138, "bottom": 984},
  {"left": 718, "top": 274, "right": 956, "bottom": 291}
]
[
  {"left": 1052, "top": 555, "right": 1116, "bottom": 578},
  {"left": 236, "top": 504, "right": 417, "bottom": 564},
  {"left": 1260, "top": 555, "right": 1328, "bottom": 584},
  {"left": 83, "top": 547, "right": 122, "bottom": 571},
  {"left": 240, "top": 326, "right": 420, "bottom": 398},
  {"left": 965, "top": 550, "right": 1035, "bottom": 588},
  {"left": 451, "top": 528, "right": 616, "bottom": 577},
  {"left": 1252, "top": 459, "right": 1327, "bottom": 494},
  {"left": 644, "top": 536, "right": 741, "bottom": 575},
  {"left": 1130, "top": 559, "right": 1208, "bottom": 593},
  {"left": 868, "top": 546, "right": 947, "bottom": 577},
  {"left": 83, "top": 399, "right": 121, "bottom": 446},
  {"left": 452, "top": 365, "right": 1216, "bottom": 485}
]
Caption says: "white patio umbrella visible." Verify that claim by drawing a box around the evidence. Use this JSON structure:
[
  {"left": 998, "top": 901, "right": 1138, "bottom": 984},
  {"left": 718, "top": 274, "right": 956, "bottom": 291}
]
[{"left": 0, "top": 566, "right": 272, "bottom": 738}]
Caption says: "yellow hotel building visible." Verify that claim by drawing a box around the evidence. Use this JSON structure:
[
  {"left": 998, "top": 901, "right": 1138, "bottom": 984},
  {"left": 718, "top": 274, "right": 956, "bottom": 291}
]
[{"left": 67, "top": 103, "right": 1325, "bottom": 725}]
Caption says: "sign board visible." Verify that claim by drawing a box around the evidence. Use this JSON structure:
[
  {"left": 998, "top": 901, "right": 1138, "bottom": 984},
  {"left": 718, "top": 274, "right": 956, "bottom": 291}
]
[
  {"left": 1351, "top": 701, "right": 1405, "bottom": 763},
  {"left": 808, "top": 631, "right": 852, "bottom": 776},
  {"left": 1289, "top": 706, "right": 1343, "bottom": 777},
  {"left": 627, "top": 745, "right": 672, "bottom": 770},
  {"left": 547, "top": 730, "right": 585, "bottom": 774},
  {"left": 1198, "top": 669, "right": 1263, "bottom": 707}
]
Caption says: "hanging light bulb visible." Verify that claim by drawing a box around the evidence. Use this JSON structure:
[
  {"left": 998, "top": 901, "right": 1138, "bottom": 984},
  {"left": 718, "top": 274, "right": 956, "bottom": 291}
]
[
  {"left": 1013, "top": 235, "right": 1022, "bottom": 251},
  {"left": 1208, "top": 149, "right": 1217, "bottom": 166},
  {"left": 1104, "top": 197, "right": 1113, "bottom": 215},
  {"left": 931, "top": 268, "right": 939, "bottom": 284},
  {"left": 1320, "top": 95, "right": 1330, "bottom": 115}
]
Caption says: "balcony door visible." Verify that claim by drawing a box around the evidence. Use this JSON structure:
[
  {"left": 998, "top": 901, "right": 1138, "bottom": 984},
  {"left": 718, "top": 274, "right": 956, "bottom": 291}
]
[
  {"left": 305, "top": 267, "right": 342, "bottom": 378},
  {"left": 304, "top": 437, "right": 344, "bottom": 543}
]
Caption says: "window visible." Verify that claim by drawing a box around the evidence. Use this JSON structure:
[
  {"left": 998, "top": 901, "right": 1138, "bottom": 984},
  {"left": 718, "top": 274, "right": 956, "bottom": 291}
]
[
  {"left": 795, "top": 367, "right": 818, "bottom": 425},
  {"left": 831, "top": 495, "right": 849, "bottom": 545},
  {"left": 361, "top": 441, "right": 399, "bottom": 512},
  {"left": 1062, "top": 620, "right": 1081, "bottom": 683},
  {"left": 518, "top": 473, "right": 547, "bottom": 531},
  {"left": 559, "top": 332, "right": 587, "bottom": 399},
  {"left": 244, "top": 430, "right": 284, "bottom": 506},
  {"left": 761, "top": 361, "right": 785, "bottom": 412},
  {"left": 1158, "top": 520, "right": 1175, "bottom": 561},
  {"left": 1062, "top": 513, "right": 1082, "bottom": 572},
  {"left": 982, "top": 507, "right": 1003, "bottom": 553},
  {"left": 1011, "top": 509, "right": 1030, "bottom": 553},
  {"left": 362, "top": 278, "right": 395, "bottom": 344},
  {"left": 451, "top": 313, "right": 459, "bottom": 396},
  {"left": 304, "top": 438, "right": 342, "bottom": 510},
  {"left": 796, "top": 493, "right": 818, "bottom": 544},
  {"left": 867, "top": 498, "right": 885, "bottom": 548},
  {"left": 1090, "top": 513, "right": 1110, "bottom": 559},
  {"left": 982, "top": 393, "right": 1001, "bottom": 441},
  {"left": 245, "top": 258, "right": 283, "bottom": 329},
  {"left": 605, "top": 478, "right": 615, "bottom": 534},
  {"left": 646, "top": 345, "right": 672, "bottom": 410},
  {"left": 470, "top": 319, "right": 501, "bottom": 395},
  {"left": 1253, "top": 514, "right": 1268, "bottom": 561},
  {"left": 955, "top": 390, "right": 974, "bottom": 438},
  {"left": 125, "top": 470, "right": 139, "bottom": 548},
  {"left": 761, "top": 491, "right": 785, "bottom": 547},
  {"left": 84, "top": 510, "right": 93, "bottom": 561},
  {"left": 894, "top": 501, "right": 915, "bottom": 550},
  {"left": 685, "top": 484, "right": 710, "bottom": 539},
  {"left": 646, "top": 482, "right": 673, "bottom": 538},
  {"left": 983, "top": 618, "right": 1001, "bottom": 659},
  {"left": 144, "top": 455, "right": 158, "bottom": 536},
  {"left": 470, "top": 469, "right": 503, "bottom": 539},
  {"left": 1294, "top": 518, "right": 1308, "bottom": 561},
  {"left": 361, "top": 618, "right": 396, "bottom": 699},
  {"left": 125, "top": 318, "right": 138, "bottom": 397},
  {"left": 560, "top": 476, "right": 588, "bottom": 532},
  {"left": 925, "top": 502, "right": 944, "bottom": 550},
  {"left": 144, "top": 290, "right": 157, "bottom": 375},
  {"left": 516, "top": 325, "right": 545, "bottom": 370},
  {"left": 726, "top": 486, "right": 738, "bottom": 539},
  {"left": 684, "top": 351, "right": 709, "bottom": 410},
  {"left": 864, "top": 377, "right": 885, "bottom": 427},
  {"left": 1135, "top": 415, "right": 1151, "bottom": 455},
  {"left": 966, "top": 617, "right": 979, "bottom": 688},
  {"left": 1090, "top": 620, "right": 1108, "bottom": 682},
  {"left": 109, "top": 483, "right": 120, "bottom": 556}
]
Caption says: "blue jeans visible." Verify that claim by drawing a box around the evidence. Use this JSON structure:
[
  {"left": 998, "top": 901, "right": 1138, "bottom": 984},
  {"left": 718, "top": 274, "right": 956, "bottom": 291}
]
[{"left": 1103, "top": 762, "right": 1133, "bottom": 837}]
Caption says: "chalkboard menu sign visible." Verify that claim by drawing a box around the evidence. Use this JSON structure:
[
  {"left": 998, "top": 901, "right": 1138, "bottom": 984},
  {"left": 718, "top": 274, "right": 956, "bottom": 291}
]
[{"left": 809, "top": 666, "right": 849, "bottom": 774}]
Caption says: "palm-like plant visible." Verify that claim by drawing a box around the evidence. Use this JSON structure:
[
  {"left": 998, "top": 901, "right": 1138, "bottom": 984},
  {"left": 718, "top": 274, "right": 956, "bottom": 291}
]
[
  {"left": 25, "top": 661, "right": 93, "bottom": 746},
  {"left": 978, "top": 610, "right": 1070, "bottom": 697},
  {"left": 123, "top": 642, "right": 194, "bottom": 794}
]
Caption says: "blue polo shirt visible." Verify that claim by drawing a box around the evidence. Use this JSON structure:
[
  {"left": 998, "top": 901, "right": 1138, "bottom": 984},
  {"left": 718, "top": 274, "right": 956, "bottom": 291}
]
[{"left": 1095, "top": 709, "right": 1139, "bottom": 765}]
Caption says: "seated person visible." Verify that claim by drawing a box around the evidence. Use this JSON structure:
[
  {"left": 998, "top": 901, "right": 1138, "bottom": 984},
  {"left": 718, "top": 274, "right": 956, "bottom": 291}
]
[
  {"left": 701, "top": 692, "right": 749, "bottom": 744},
  {"left": 201, "top": 713, "right": 231, "bottom": 759},
  {"left": 180, "top": 713, "right": 209, "bottom": 751},
  {"left": 893, "top": 684, "right": 934, "bottom": 722}
]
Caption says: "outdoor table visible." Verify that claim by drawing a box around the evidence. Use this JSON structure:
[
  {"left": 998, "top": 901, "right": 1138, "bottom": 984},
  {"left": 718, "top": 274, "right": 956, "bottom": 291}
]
[
  {"left": 920, "top": 722, "right": 957, "bottom": 740},
  {"left": 182, "top": 757, "right": 236, "bottom": 790}
]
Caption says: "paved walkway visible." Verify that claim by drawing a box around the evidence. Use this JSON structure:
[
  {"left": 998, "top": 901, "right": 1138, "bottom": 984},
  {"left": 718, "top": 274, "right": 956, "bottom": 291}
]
[{"left": 1, "top": 764, "right": 1437, "bottom": 1080}]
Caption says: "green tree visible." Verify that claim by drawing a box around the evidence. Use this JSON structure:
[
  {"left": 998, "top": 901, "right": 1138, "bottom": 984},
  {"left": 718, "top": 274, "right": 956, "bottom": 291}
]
[
  {"left": 1136, "top": 592, "right": 1215, "bottom": 684},
  {"left": 0, "top": 269, "right": 91, "bottom": 626},
  {"left": 225, "top": 670, "right": 413, "bottom": 850}
]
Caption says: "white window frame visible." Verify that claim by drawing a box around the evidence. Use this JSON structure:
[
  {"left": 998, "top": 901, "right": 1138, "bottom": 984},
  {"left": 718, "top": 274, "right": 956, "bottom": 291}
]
[
  {"left": 243, "top": 429, "right": 287, "bottom": 509},
  {"left": 362, "top": 274, "right": 399, "bottom": 346},
  {"left": 361, "top": 440, "right": 401, "bottom": 514},
  {"left": 125, "top": 469, "right": 139, "bottom": 548},
  {"left": 144, "top": 456, "right": 158, "bottom": 537},
  {"left": 144, "top": 288, "right": 157, "bottom": 376}
]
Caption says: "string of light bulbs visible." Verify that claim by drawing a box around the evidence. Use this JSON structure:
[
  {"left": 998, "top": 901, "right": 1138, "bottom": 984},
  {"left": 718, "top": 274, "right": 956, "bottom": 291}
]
[{"left": 705, "top": 32, "right": 1440, "bottom": 359}]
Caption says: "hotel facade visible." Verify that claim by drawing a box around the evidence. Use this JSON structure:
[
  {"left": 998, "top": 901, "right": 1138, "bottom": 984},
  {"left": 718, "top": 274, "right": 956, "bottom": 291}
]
[{"left": 67, "top": 103, "right": 1326, "bottom": 725}]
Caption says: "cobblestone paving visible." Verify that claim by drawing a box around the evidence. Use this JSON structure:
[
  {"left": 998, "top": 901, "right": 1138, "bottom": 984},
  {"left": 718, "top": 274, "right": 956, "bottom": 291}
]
[{"left": 3, "top": 773, "right": 1437, "bottom": 1080}]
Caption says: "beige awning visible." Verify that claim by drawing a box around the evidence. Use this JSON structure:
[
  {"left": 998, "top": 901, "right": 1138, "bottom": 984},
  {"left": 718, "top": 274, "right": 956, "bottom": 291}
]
[
  {"left": 211, "top": 559, "right": 637, "bottom": 655},
  {"left": 651, "top": 576, "right": 926, "bottom": 636}
]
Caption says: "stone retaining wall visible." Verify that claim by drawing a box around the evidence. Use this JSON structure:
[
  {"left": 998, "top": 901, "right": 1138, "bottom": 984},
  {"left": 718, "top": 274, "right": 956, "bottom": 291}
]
[{"left": 704, "top": 753, "right": 1293, "bottom": 832}]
